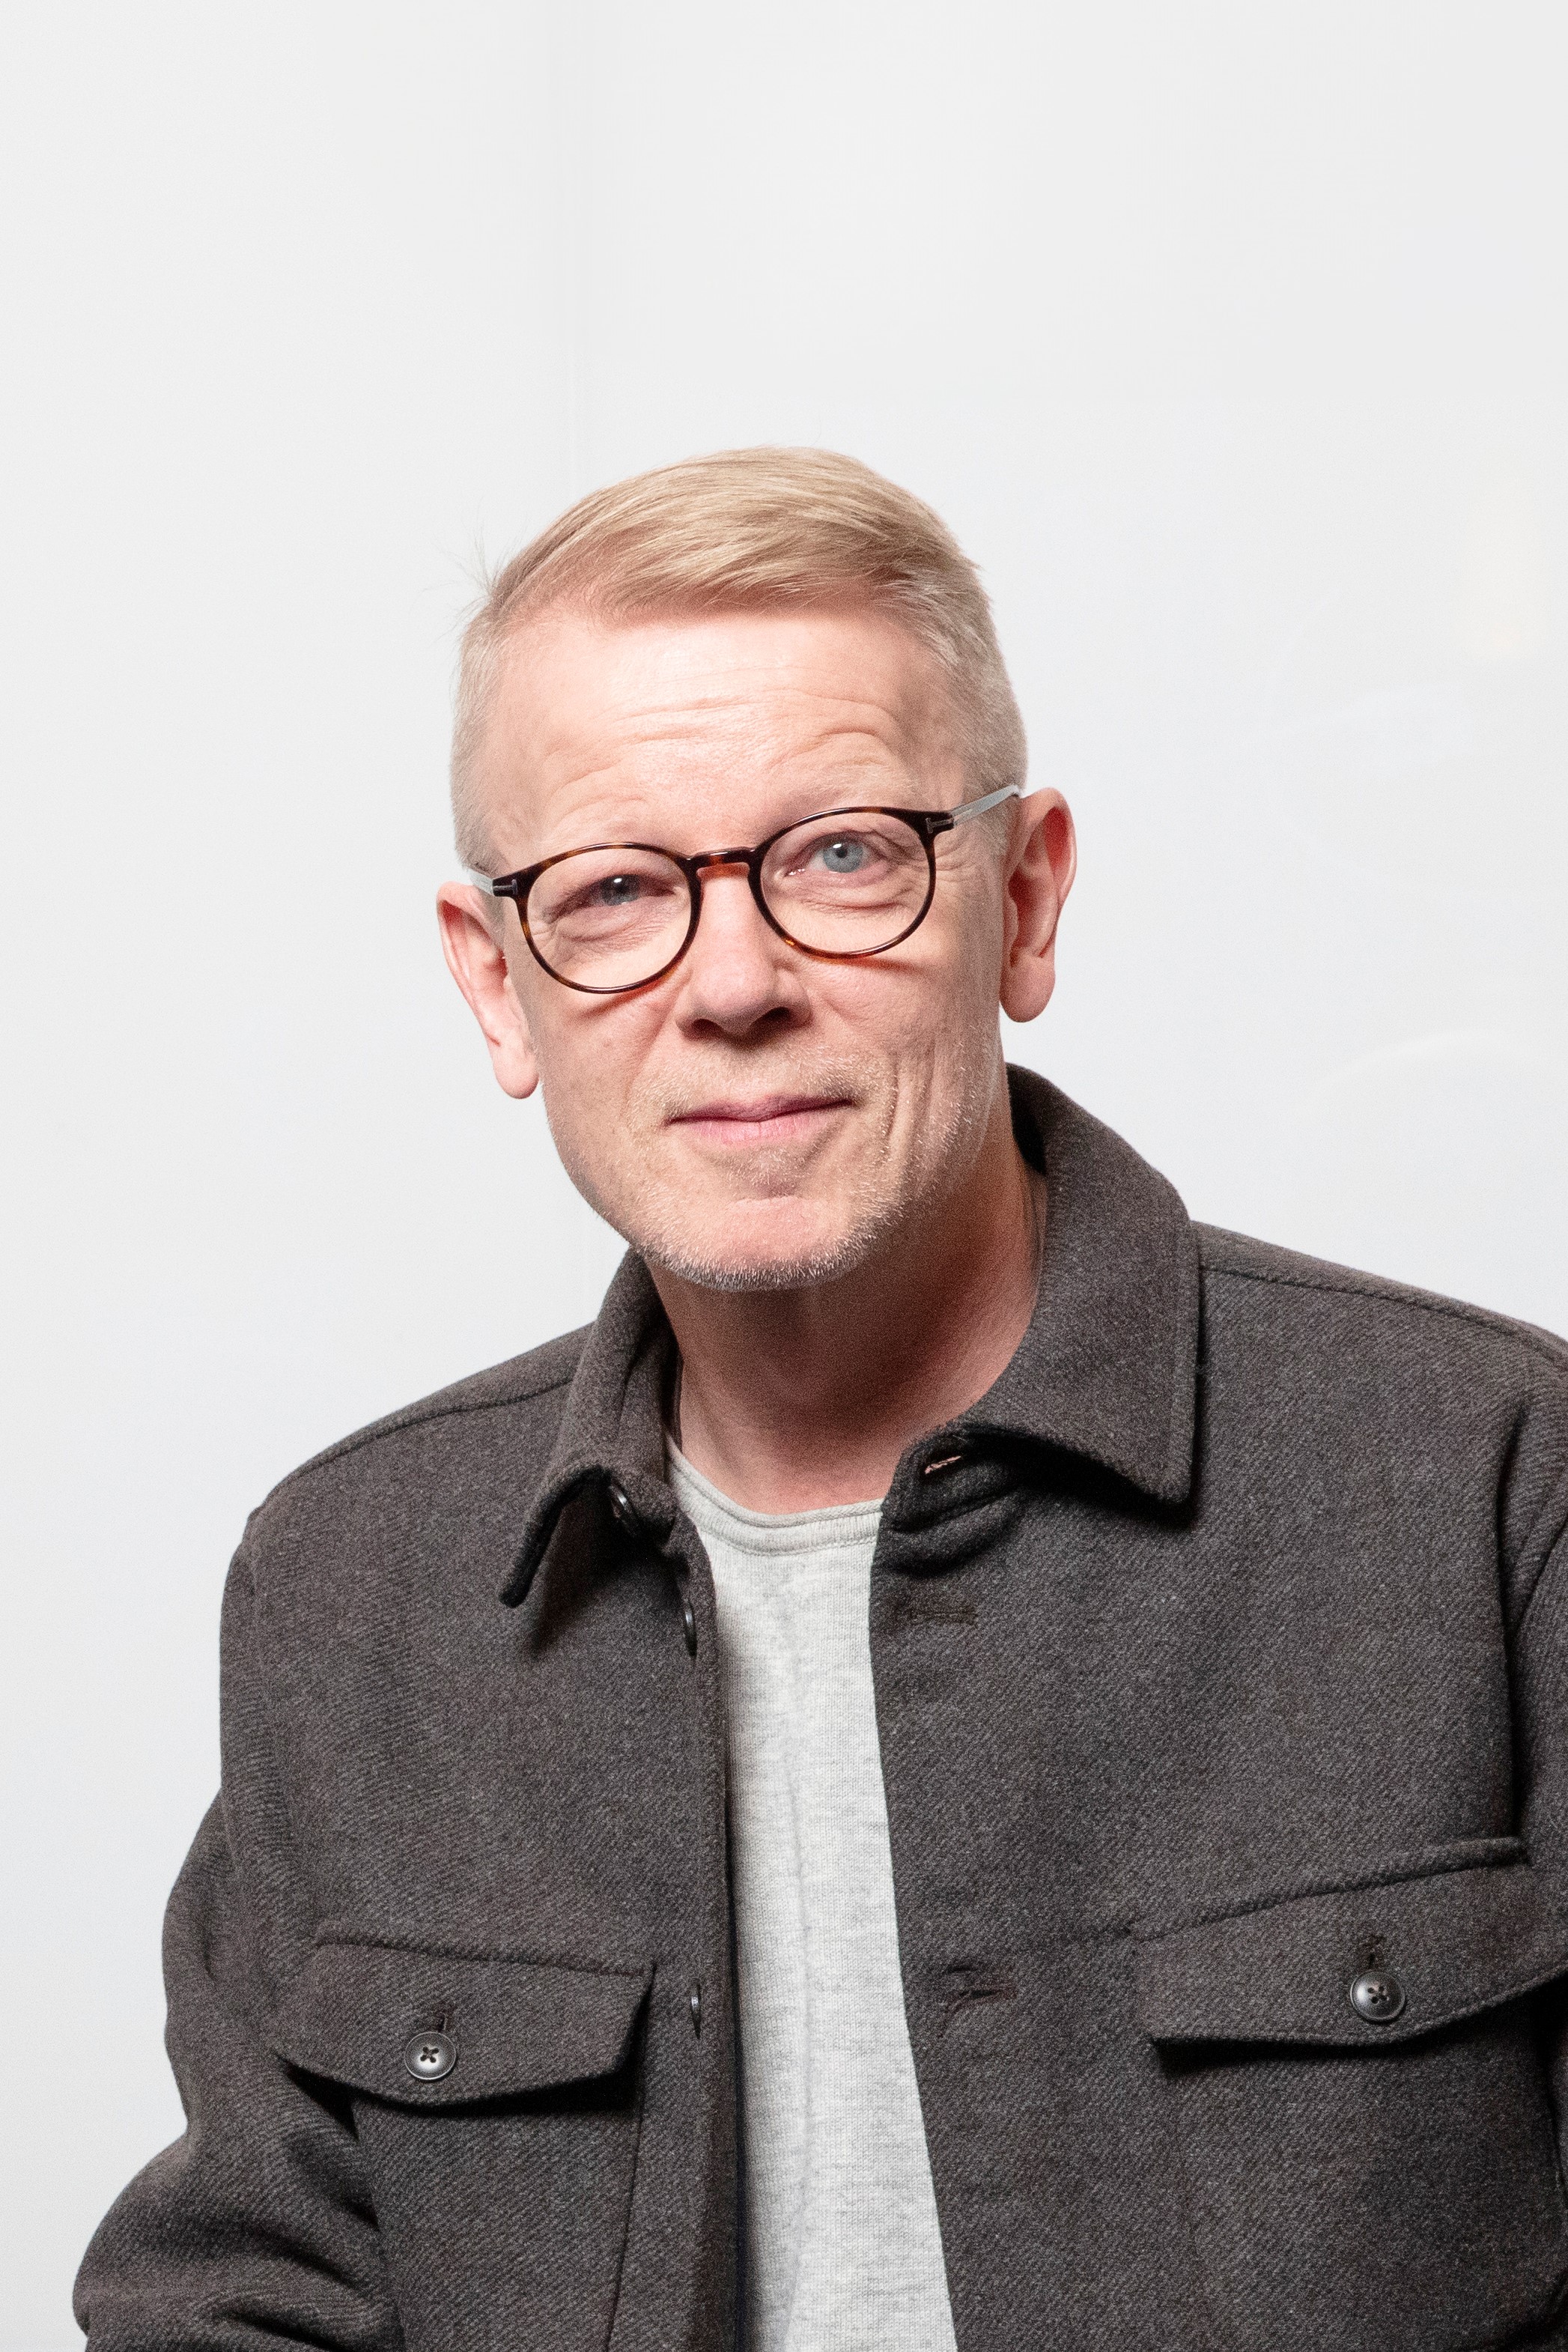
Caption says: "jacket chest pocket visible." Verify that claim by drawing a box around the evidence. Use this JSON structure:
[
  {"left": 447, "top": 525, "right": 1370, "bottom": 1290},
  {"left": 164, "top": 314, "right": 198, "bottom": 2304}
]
[
  {"left": 273, "top": 1932, "right": 653, "bottom": 2352},
  {"left": 1137, "top": 1850, "right": 1568, "bottom": 2352}
]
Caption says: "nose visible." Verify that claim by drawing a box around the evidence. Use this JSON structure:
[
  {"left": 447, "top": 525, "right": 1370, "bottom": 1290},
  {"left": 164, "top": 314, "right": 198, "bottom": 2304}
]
[{"left": 672, "top": 861, "right": 807, "bottom": 1037}]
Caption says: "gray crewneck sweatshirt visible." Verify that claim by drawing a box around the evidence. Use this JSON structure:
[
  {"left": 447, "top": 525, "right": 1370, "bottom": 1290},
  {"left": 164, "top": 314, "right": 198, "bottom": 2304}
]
[{"left": 667, "top": 1442, "right": 958, "bottom": 2352}]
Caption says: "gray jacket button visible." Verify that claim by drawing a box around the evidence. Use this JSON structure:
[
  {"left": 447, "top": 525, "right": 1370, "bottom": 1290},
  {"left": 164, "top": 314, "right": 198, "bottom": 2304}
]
[
  {"left": 607, "top": 1481, "right": 635, "bottom": 1528},
  {"left": 1349, "top": 1968, "right": 1406, "bottom": 2023},
  {"left": 404, "top": 2027, "right": 458, "bottom": 2081},
  {"left": 688, "top": 1983, "right": 702, "bottom": 2034},
  {"left": 681, "top": 1596, "right": 698, "bottom": 1656}
]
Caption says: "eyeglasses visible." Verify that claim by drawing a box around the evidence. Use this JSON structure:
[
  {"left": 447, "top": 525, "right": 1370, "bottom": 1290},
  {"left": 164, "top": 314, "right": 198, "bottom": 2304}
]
[{"left": 463, "top": 784, "right": 1021, "bottom": 995}]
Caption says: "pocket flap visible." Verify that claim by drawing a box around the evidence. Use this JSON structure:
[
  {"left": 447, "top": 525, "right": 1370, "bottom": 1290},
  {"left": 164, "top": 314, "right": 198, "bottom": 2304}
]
[
  {"left": 1137, "top": 1848, "right": 1568, "bottom": 2049},
  {"left": 271, "top": 1930, "right": 652, "bottom": 2106}
]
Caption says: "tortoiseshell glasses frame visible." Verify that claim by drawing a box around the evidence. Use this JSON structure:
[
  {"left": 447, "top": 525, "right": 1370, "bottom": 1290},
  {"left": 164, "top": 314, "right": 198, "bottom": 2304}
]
[{"left": 461, "top": 782, "right": 1021, "bottom": 997}]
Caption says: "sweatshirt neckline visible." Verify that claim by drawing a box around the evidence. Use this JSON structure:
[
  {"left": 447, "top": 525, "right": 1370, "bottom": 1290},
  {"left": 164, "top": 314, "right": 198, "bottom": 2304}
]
[{"left": 666, "top": 1436, "right": 884, "bottom": 1552}]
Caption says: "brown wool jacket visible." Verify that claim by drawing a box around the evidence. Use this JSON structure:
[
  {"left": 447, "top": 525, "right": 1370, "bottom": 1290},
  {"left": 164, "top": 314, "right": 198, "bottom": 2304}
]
[{"left": 77, "top": 1070, "right": 1568, "bottom": 2352}]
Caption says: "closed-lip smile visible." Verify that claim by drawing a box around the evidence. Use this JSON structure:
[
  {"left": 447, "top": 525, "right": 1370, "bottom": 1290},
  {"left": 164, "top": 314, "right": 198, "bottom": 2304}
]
[{"left": 670, "top": 1093, "right": 852, "bottom": 1142}]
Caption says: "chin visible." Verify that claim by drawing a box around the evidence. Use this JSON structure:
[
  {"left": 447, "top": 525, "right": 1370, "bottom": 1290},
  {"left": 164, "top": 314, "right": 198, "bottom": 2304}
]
[{"left": 635, "top": 1195, "right": 903, "bottom": 1295}]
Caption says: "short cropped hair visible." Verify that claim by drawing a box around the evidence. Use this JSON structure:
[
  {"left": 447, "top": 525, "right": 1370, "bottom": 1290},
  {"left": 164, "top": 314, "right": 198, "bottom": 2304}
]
[{"left": 451, "top": 446, "right": 1027, "bottom": 868}]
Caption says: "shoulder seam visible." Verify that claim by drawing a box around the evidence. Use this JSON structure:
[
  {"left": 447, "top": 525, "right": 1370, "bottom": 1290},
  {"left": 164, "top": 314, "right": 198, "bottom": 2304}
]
[
  {"left": 261, "top": 1369, "right": 577, "bottom": 1506},
  {"left": 1202, "top": 1258, "right": 1568, "bottom": 1377}
]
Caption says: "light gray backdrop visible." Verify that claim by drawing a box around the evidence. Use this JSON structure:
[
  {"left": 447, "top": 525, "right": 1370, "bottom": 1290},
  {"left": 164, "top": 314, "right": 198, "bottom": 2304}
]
[{"left": 3, "top": 3, "right": 1565, "bottom": 2339}]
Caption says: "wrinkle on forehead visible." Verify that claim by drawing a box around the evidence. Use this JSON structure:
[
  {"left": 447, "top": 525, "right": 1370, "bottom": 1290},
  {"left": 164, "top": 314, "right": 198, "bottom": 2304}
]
[{"left": 470, "top": 605, "right": 964, "bottom": 864}]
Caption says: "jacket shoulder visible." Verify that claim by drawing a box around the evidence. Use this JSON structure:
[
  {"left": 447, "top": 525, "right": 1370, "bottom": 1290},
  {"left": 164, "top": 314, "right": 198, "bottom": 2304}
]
[
  {"left": 242, "top": 1323, "right": 591, "bottom": 1548},
  {"left": 1196, "top": 1223, "right": 1568, "bottom": 1382}
]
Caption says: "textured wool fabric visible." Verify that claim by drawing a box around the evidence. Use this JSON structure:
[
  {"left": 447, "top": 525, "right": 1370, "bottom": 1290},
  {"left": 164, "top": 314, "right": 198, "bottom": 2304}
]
[
  {"left": 75, "top": 1072, "right": 1568, "bottom": 2352},
  {"left": 667, "top": 1445, "right": 957, "bottom": 2352}
]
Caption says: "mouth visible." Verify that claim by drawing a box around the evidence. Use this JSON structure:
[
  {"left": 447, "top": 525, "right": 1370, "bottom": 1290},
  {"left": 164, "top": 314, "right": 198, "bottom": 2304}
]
[{"left": 668, "top": 1092, "right": 854, "bottom": 1147}]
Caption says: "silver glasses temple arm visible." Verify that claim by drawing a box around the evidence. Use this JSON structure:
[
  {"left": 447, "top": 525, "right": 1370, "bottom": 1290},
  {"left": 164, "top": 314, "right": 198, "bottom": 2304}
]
[
  {"left": 461, "top": 867, "right": 499, "bottom": 894},
  {"left": 949, "top": 783, "right": 1023, "bottom": 824}
]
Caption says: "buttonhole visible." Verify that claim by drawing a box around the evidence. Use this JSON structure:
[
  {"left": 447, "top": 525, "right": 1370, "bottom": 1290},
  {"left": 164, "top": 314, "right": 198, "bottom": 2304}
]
[
  {"left": 892, "top": 1590, "right": 978, "bottom": 1630},
  {"left": 940, "top": 1961, "right": 1017, "bottom": 2025},
  {"left": 923, "top": 1452, "right": 967, "bottom": 1480}
]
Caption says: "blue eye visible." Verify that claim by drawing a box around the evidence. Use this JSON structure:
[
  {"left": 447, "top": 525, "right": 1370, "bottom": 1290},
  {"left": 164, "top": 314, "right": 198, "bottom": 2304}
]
[
  {"left": 815, "top": 835, "right": 869, "bottom": 874},
  {"left": 595, "top": 873, "right": 643, "bottom": 904}
]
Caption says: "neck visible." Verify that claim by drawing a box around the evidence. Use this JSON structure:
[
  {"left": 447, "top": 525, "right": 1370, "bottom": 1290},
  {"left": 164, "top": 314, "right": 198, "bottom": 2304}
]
[{"left": 651, "top": 1085, "right": 1045, "bottom": 1512}]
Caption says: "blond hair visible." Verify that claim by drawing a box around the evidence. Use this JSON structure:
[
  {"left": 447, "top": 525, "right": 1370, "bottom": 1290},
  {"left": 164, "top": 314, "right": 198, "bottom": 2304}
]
[{"left": 451, "top": 446, "right": 1027, "bottom": 867}]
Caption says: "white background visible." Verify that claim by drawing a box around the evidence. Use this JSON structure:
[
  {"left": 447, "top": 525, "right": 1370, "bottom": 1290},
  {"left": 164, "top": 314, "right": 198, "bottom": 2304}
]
[{"left": 3, "top": 3, "right": 1565, "bottom": 2337}]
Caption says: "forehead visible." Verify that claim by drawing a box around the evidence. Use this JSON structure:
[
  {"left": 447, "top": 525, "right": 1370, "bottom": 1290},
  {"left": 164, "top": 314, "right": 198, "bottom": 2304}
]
[{"left": 472, "top": 602, "right": 961, "bottom": 852}]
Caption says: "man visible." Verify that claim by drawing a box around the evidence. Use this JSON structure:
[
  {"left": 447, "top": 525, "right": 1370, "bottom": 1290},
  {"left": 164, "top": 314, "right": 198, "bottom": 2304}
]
[{"left": 79, "top": 448, "right": 1568, "bottom": 2352}]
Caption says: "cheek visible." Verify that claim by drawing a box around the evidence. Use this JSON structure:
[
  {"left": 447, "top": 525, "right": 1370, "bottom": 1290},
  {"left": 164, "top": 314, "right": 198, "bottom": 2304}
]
[
  {"left": 830, "top": 899, "right": 1000, "bottom": 1048},
  {"left": 526, "top": 995, "right": 666, "bottom": 1133}
]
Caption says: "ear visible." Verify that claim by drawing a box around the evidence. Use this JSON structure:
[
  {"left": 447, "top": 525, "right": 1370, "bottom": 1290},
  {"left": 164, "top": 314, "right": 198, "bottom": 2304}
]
[
  {"left": 436, "top": 883, "right": 540, "bottom": 1099},
  {"left": 998, "top": 789, "right": 1077, "bottom": 1023}
]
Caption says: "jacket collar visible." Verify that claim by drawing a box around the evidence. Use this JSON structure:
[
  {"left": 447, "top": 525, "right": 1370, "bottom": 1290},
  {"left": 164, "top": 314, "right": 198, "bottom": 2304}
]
[
  {"left": 503, "top": 1067, "right": 1200, "bottom": 1604},
  {"left": 964, "top": 1067, "right": 1200, "bottom": 1505}
]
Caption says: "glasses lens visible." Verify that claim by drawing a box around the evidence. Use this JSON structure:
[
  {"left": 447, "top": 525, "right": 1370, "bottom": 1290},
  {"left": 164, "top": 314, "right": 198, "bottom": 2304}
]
[
  {"left": 760, "top": 810, "right": 932, "bottom": 954},
  {"left": 526, "top": 846, "right": 692, "bottom": 989}
]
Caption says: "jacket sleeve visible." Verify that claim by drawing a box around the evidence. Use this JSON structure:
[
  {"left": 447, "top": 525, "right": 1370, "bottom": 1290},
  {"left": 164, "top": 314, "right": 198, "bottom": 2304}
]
[
  {"left": 1515, "top": 1514, "right": 1568, "bottom": 2159},
  {"left": 73, "top": 1548, "right": 404, "bottom": 2351}
]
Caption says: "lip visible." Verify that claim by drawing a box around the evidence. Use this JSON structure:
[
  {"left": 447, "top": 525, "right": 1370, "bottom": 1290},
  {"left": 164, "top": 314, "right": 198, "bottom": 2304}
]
[{"left": 669, "top": 1093, "right": 852, "bottom": 1142}]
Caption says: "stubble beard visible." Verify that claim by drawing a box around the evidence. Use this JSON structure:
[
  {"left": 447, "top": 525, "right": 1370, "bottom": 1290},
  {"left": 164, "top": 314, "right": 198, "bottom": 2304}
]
[{"left": 543, "top": 1039, "right": 1003, "bottom": 1296}]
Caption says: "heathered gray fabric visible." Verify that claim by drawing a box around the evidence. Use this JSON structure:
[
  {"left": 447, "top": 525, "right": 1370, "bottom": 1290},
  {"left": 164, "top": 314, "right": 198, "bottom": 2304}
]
[
  {"left": 74, "top": 1070, "right": 1568, "bottom": 2352},
  {"left": 667, "top": 1446, "right": 957, "bottom": 2352}
]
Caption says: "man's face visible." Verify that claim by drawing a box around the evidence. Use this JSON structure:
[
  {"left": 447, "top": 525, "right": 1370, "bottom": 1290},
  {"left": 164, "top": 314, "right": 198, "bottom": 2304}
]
[{"left": 443, "top": 603, "right": 1062, "bottom": 1291}]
